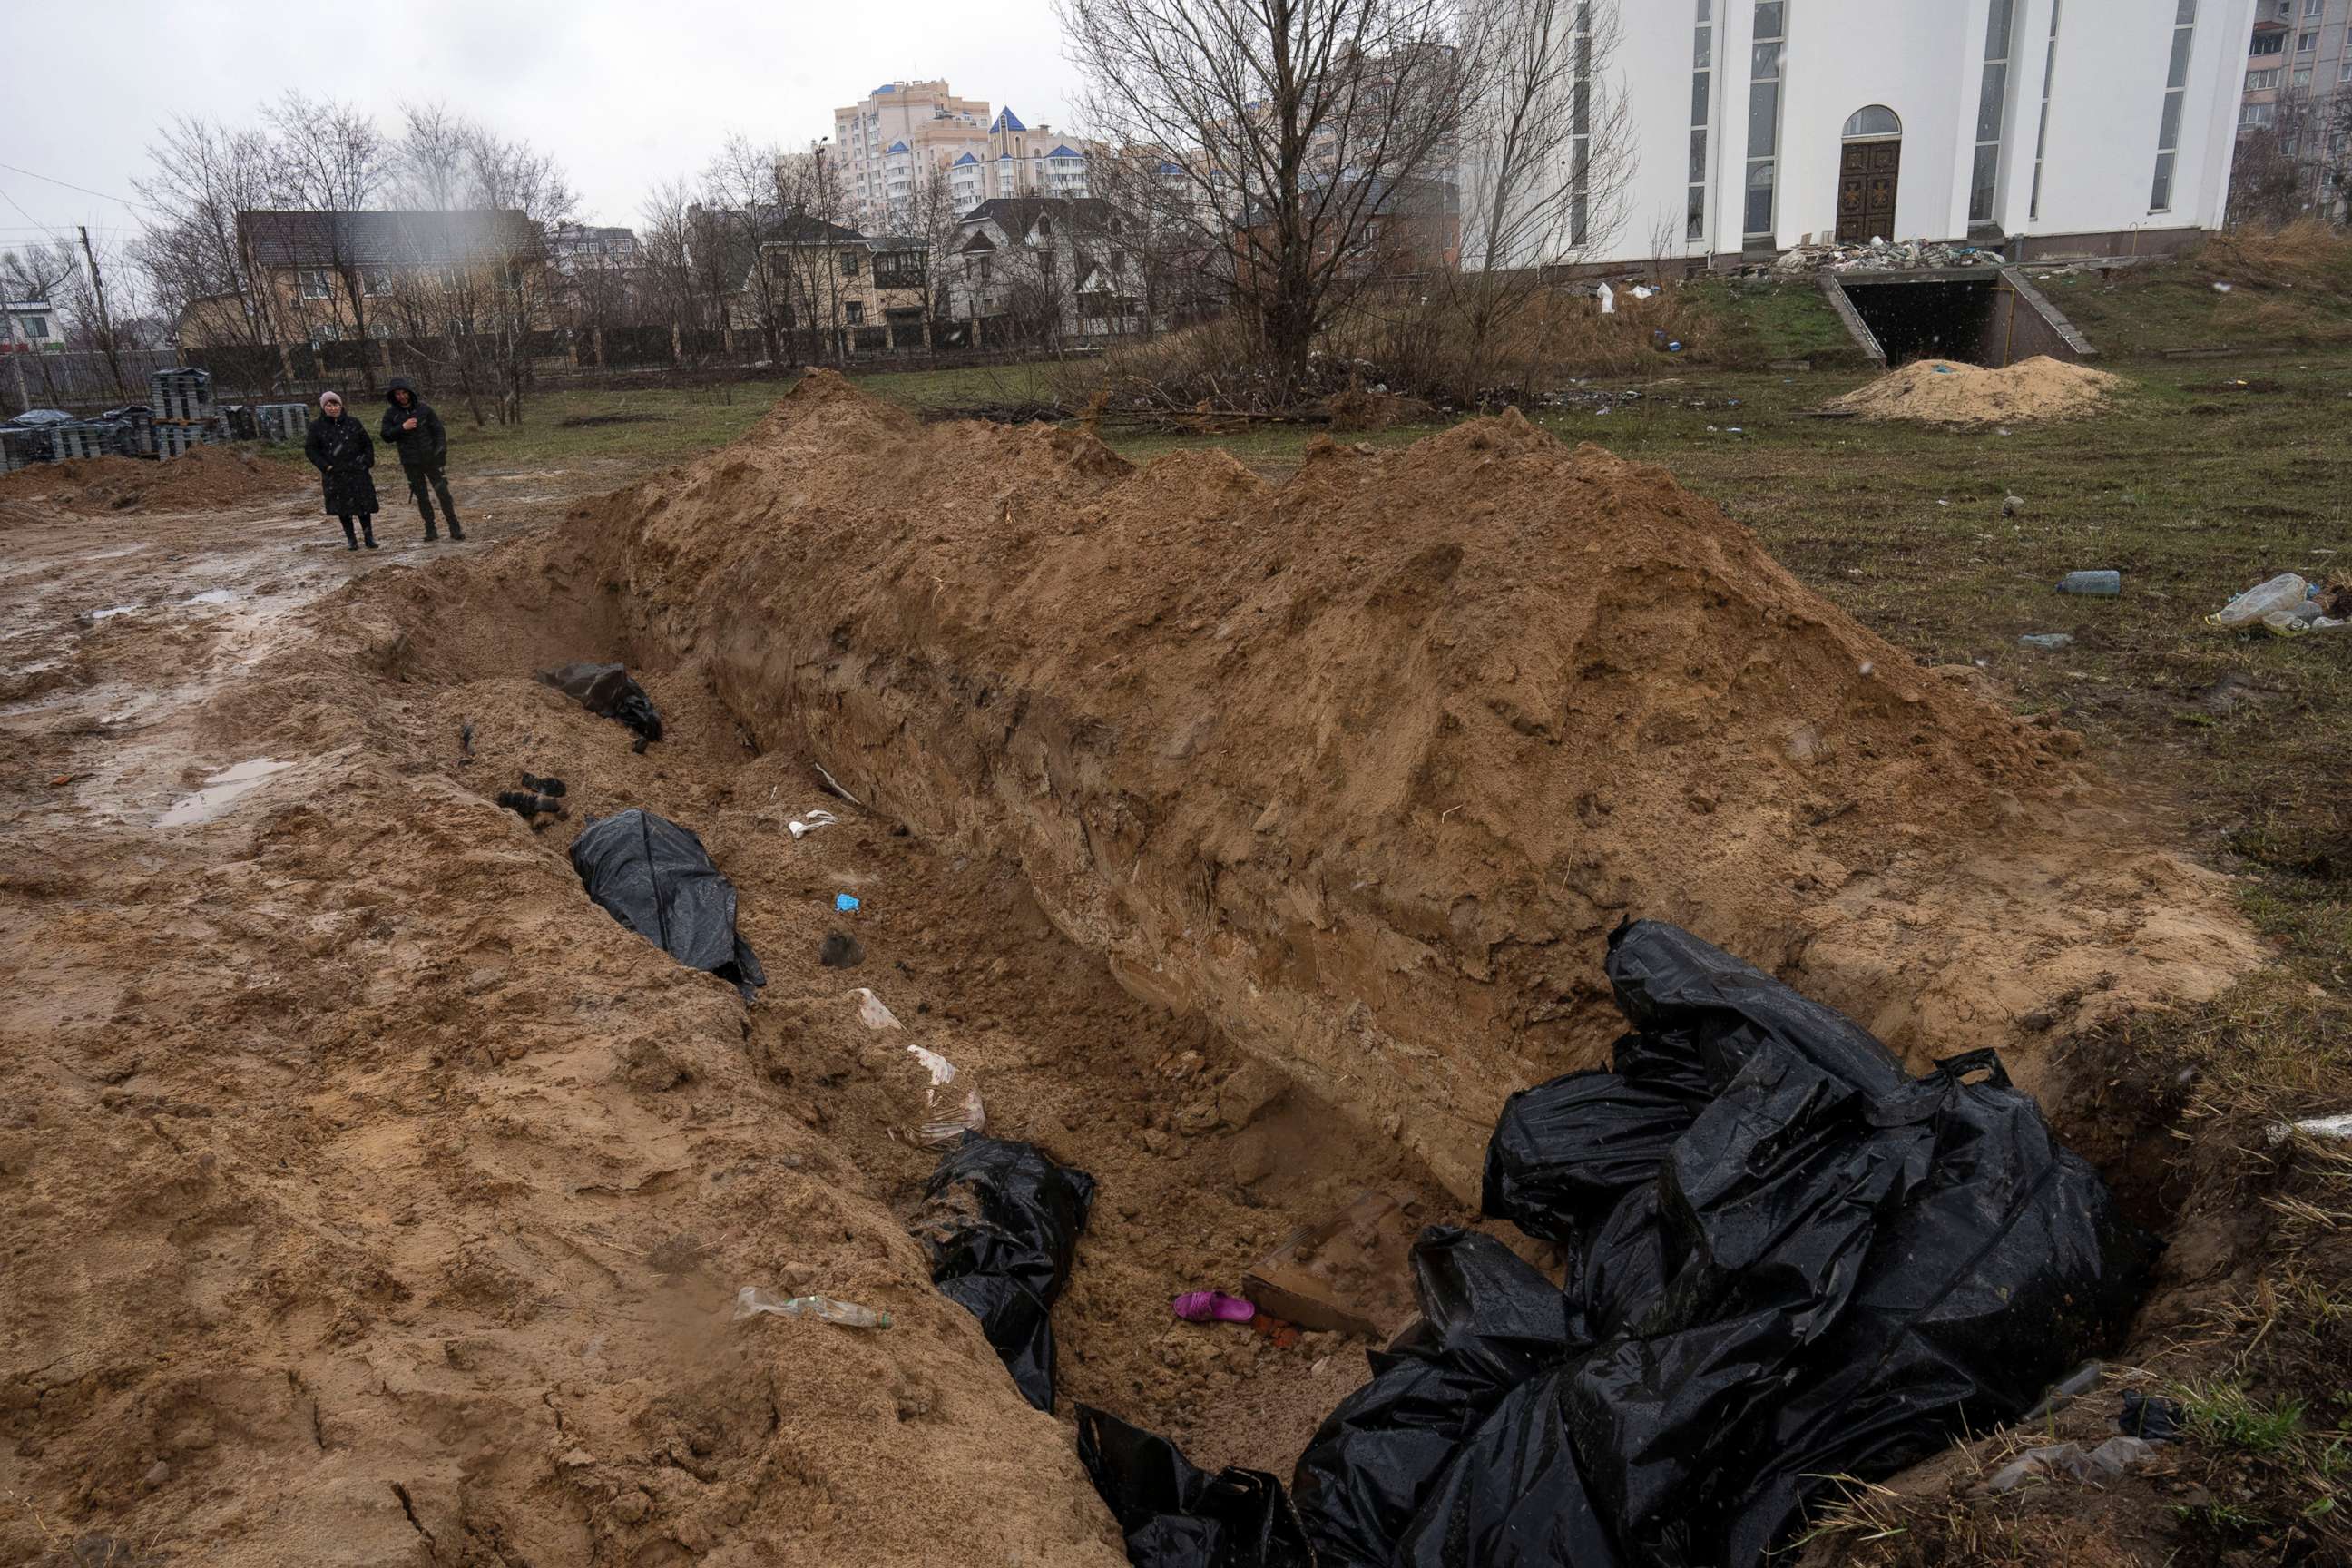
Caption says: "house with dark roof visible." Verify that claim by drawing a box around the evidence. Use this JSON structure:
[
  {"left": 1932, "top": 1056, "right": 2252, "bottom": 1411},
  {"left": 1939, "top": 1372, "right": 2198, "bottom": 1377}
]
[
  {"left": 179, "top": 208, "right": 550, "bottom": 352},
  {"left": 949, "top": 197, "right": 1143, "bottom": 345},
  {"left": 732, "top": 211, "right": 937, "bottom": 352}
]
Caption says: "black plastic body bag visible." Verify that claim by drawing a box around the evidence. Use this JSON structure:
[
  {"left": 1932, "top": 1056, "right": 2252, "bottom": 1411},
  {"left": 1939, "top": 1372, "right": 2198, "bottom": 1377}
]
[{"left": 570, "top": 808, "right": 764, "bottom": 999}]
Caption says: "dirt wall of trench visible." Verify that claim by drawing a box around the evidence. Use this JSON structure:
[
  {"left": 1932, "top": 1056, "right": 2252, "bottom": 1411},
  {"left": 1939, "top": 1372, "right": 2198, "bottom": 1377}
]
[{"left": 585, "top": 372, "right": 2264, "bottom": 1200}]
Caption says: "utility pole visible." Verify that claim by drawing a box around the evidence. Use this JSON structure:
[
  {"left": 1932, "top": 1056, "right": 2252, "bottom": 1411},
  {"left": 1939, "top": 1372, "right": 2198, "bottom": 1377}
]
[{"left": 78, "top": 225, "right": 126, "bottom": 398}]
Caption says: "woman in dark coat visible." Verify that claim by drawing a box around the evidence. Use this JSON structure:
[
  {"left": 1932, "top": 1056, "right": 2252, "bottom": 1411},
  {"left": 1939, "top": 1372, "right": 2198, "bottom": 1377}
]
[{"left": 304, "top": 390, "right": 380, "bottom": 550}]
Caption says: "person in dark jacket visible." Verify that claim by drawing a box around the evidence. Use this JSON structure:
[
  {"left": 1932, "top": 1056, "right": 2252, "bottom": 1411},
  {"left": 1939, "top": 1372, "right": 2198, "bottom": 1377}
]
[
  {"left": 380, "top": 377, "right": 465, "bottom": 542},
  {"left": 304, "top": 391, "right": 379, "bottom": 550}
]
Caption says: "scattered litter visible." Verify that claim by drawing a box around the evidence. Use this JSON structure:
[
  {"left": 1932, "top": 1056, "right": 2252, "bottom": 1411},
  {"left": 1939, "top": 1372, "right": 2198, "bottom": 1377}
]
[
  {"left": 854, "top": 987, "right": 902, "bottom": 1031},
  {"left": 1934, "top": 364, "right": 1955, "bottom": 375},
  {"left": 912, "top": 1135, "right": 1095, "bottom": 1410},
  {"left": 789, "top": 808, "right": 840, "bottom": 839},
  {"left": 1772, "top": 236, "right": 2007, "bottom": 275},
  {"left": 835, "top": 892, "right": 861, "bottom": 913},
  {"left": 2119, "top": 1390, "right": 2186, "bottom": 1443},
  {"left": 904, "top": 1043, "right": 985, "bottom": 1145},
  {"left": 459, "top": 719, "right": 475, "bottom": 760},
  {"left": 731, "top": 1287, "right": 891, "bottom": 1329},
  {"left": 818, "top": 930, "right": 865, "bottom": 968},
  {"left": 1630, "top": 285, "right": 1655, "bottom": 299},
  {"left": 2018, "top": 633, "right": 2075, "bottom": 652},
  {"left": 2277, "top": 1112, "right": 2352, "bottom": 1142},
  {"left": 2058, "top": 570, "right": 2122, "bottom": 597},
  {"left": 2019, "top": 1361, "right": 2106, "bottom": 1425},
  {"left": 519, "top": 771, "right": 567, "bottom": 797},
  {"left": 1171, "top": 1290, "right": 1258, "bottom": 1325},
  {"left": 495, "top": 789, "right": 568, "bottom": 828},
  {"left": 1077, "top": 1406, "right": 1312, "bottom": 1568},
  {"left": 1292, "top": 920, "right": 2156, "bottom": 1566},
  {"left": 536, "top": 662, "right": 664, "bottom": 750},
  {"left": 1984, "top": 1436, "right": 2156, "bottom": 1494},
  {"left": 1596, "top": 281, "right": 1616, "bottom": 315},
  {"left": 2002, "top": 494, "right": 2026, "bottom": 516},
  {"left": 2211, "top": 280, "right": 2234, "bottom": 293},
  {"left": 570, "top": 808, "right": 765, "bottom": 1000},
  {"left": 2208, "top": 573, "right": 2346, "bottom": 635}
]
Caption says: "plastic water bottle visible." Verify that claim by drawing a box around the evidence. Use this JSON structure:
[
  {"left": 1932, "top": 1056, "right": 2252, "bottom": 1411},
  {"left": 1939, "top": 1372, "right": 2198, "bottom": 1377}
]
[
  {"left": 733, "top": 1286, "right": 892, "bottom": 1329},
  {"left": 2056, "top": 570, "right": 2120, "bottom": 596}
]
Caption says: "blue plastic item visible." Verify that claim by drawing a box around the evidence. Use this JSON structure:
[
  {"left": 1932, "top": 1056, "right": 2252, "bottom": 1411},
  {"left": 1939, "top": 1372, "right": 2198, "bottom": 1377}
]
[{"left": 836, "top": 893, "right": 861, "bottom": 913}]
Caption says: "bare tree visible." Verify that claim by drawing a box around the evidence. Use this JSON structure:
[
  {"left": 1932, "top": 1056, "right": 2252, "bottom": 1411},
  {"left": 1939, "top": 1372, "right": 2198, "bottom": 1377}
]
[
  {"left": 1435, "top": 0, "right": 1633, "bottom": 403},
  {"left": 391, "top": 103, "right": 471, "bottom": 210},
  {"left": 1062, "top": 0, "right": 1474, "bottom": 406},
  {"left": 640, "top": 178, "right": 706, "bottom": 358},
  {"left": 263, "top": 93, "right": 389, "bottom": 380},
  {"left": 131, "top": 114, "right": 285, "bottom": 370},
  {"left": 904, "top": 164, "right": 968, "bottom": 340},
  {"left": 2231, "top": 90, "right": 2352, "bottom": 229},
  {"left": 457, "top": 122, "right": 576, "bottom": 423}
]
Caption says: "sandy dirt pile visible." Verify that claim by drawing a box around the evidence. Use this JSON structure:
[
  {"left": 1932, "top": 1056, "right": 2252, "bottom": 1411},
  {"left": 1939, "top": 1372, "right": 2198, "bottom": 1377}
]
[
  {"left": 588, "top": 371, "right": 2259, "bottom": 1198},
  {"left": 1826, "top": 355, "right": 2122, "bottom": 424},
  {"left": 0, "top": 446, "right": 301, "bottom": 514}
]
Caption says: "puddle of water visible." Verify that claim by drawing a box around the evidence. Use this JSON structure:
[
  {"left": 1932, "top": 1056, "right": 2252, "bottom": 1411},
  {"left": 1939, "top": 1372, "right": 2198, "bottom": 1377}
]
[{"left": 157, "top": 758, "right": 294, "bottom": 828}]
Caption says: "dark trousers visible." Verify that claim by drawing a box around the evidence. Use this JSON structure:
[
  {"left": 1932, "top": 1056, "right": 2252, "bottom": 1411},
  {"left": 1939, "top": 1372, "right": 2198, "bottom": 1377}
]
[{"left": 403, "top": 462, "right": 458, "bottom": 527}]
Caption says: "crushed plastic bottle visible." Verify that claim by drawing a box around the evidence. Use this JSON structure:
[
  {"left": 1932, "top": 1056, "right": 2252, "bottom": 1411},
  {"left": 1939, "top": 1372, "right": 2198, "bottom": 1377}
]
[
  {"left": 2208, "top": 573, "right": 2315, "bottom": 632},
  {"left": 2056, "top": 570, "right": 2121, "bottom": 597},
  {"left": 733, "top": 1286, "right": 893, "bottom": 1328}
]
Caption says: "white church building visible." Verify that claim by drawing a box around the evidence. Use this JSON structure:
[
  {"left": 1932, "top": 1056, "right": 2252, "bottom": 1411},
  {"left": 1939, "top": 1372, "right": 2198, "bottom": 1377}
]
[{"left": 1572, "top": 0, "right": 2255, "bottom": 266}]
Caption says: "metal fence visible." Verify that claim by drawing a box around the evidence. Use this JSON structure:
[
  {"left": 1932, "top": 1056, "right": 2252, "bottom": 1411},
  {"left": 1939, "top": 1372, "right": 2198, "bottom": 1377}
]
[{"left": 1, "top": 348, "right": 181, "bottom": 416}]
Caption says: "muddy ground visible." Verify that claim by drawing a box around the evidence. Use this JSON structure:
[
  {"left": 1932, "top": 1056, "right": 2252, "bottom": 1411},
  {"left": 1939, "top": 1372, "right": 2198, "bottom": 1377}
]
[{"left": 0, "top": 449, "right": 1475, "bottom": 1565}]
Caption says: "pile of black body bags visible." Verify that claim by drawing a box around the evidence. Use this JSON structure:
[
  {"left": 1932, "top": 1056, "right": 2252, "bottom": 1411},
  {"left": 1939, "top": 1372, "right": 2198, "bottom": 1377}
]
[{"left": 1080, "top": 920, "right": 2158, "bottom": 1568}]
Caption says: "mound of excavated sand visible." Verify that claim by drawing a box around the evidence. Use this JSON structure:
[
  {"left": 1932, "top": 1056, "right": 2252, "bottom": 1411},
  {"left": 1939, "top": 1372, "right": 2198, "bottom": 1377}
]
[
  {"left": 0, "top": 444, "right": 301, "bottom": 514},
  {"left": 1827, "top": 355, "right": 2121, "bottom": 424},
  {"left": 589, "top": 372, "right": 2259, "bottom": 1198}
]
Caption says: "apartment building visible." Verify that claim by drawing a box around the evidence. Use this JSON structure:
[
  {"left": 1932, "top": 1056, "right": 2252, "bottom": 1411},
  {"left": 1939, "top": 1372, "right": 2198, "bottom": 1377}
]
[
  {"left": 830, "top": 82, "right": 1098, "bottom": 230},
  {"left": 2242, "top": 0, "right": 2352, "bottom": 122},
  {"left": 2237, "top": 0, "right": 2352, "bottom": 218},
  {"left": 832, "top": 82, "right": 994, "bottom": 231}
]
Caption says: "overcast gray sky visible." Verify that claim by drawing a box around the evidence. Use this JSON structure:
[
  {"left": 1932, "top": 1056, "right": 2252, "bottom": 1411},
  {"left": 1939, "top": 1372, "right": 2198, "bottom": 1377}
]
[{"left": 0, "top": 0, "right": 1080, "bottom": 246}]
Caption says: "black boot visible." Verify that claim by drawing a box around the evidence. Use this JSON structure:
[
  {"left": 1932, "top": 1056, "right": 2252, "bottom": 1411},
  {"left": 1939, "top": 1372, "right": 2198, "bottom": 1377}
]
[
  {"left": 424, "top": 520, "right": 440, "bottom": 543},
  {"left": 341, "top": 517, "right": 358, "bottom": 551},
  {"left": 446, "top": 518, "right": 466, "bottom": 542},
  {"left": 362, "top": 517, "right": 378, "bottom": 550}
]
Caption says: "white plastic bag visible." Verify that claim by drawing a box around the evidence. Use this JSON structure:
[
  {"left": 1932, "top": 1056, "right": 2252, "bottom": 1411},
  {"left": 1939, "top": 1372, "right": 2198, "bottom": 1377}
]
[
  {"left": 854, "top": 986, "right": 902, "bottom": 1031},
  {"left": 789, "top": 808, "right": 841, "bottom": 840},
  {"left": 905, "top": 1044, "right": 986, "bottom": 1146},
  {"left": 2210, "top": 573, "right": 2309, "bottom": 628},
  {"left": 1596, "top": 281, "right": 1615, "bottom": 315}
]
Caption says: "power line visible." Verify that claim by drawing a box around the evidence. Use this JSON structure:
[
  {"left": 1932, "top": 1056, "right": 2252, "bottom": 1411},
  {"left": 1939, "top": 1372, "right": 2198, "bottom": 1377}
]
[
  {"left": 0, "top": 183, "right": 65, "bottom": 239},
  {"left": 0, "top": 161, "right": 160, "bottom": 216}
]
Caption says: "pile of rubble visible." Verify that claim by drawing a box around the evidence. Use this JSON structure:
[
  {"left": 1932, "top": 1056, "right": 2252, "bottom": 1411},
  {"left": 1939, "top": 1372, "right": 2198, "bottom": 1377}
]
[{"left": 1770, "top": 237, "right": 2007, "bottom": 275}]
